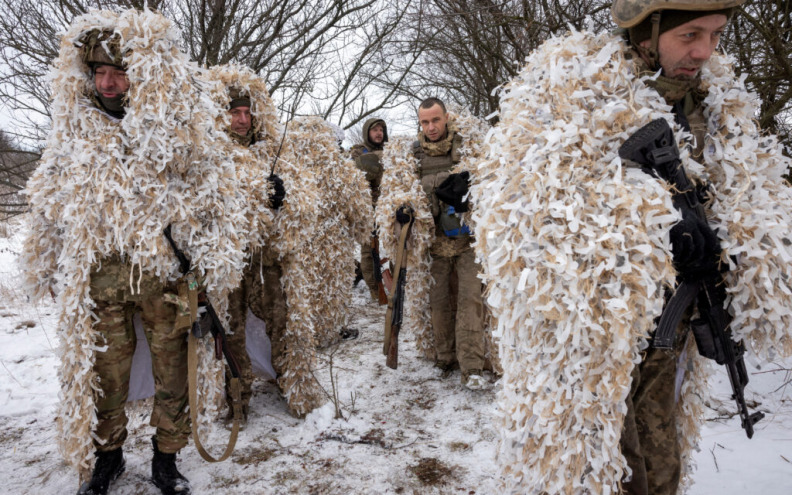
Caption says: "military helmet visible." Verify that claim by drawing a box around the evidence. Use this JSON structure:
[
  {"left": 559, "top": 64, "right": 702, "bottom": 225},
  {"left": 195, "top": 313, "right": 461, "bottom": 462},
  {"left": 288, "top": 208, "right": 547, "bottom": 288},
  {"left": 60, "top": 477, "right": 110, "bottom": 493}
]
[
  {"left": 80, "top": 29, "right": 124, "bottom": 68},
  {"left": 612, "top": 0, "right": 745, "bottom": 28}
]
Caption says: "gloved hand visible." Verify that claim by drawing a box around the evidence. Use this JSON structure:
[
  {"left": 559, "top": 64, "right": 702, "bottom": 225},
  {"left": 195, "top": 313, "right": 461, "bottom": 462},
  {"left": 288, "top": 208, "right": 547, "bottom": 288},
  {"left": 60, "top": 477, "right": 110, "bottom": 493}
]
[
  {"left": 436, "top": 171, "right": 470, "bottom": 213},
  {"left": 268, "top": 174, "right": 286, "bottom": 210},
  {"left": 395, "top": 206, "right": 413, "bottom": 225},
  {"left": 669, "top": 215, "right": 721, "bottom": 281}
]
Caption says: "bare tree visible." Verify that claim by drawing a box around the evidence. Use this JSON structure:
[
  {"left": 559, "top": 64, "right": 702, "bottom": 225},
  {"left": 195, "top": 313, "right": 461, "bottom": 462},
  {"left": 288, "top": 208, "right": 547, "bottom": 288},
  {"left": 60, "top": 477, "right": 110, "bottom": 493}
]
[
  {"left": 0, "top": 130, "right": 39, "bottom": 218},
  {"left": 0, "top": 0, "right": 413, "bottom": 144},
  {"left": 376, "top": 0, "right": 612, "bottom": 121},
  {"left": 375, "top": 0, "right": 791, "bottom": 159},
  {"left": 725, "top": 1, "right": 792, "bottom": 150}
]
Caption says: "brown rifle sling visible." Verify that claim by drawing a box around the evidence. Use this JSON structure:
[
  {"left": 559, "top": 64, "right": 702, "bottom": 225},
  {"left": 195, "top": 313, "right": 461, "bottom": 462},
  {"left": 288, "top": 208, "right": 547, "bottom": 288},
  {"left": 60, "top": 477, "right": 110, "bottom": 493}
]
[
  {"left": 183, "top": 273, "right": 241, "bottom": 462},
  {"left": 383, "top": 217, "right": 412, "bottom": 357}
]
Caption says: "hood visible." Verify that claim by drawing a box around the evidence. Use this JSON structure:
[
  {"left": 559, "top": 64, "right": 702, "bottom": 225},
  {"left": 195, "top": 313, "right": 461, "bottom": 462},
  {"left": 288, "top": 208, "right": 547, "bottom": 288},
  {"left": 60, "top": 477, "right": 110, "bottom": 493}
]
[{"left": 362, "top": 117, "right": 387, "bottom": 151}]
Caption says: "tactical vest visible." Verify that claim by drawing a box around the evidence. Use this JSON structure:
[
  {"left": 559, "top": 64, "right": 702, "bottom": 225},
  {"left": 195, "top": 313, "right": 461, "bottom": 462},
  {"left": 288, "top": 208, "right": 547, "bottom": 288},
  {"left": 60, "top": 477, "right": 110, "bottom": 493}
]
[{"left": 413, "top": 135, "right": 469, "bottom": 238}]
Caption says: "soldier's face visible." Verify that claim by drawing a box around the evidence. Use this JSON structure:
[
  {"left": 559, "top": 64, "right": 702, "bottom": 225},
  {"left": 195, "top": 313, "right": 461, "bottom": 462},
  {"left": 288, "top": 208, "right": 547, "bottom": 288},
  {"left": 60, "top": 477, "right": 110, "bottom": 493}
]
[
  {"left": 418, "top": 104, "right": 448, "bottom": 142},
  {"left": 368, "top": 124, "right": 385, "bottom": 144},
  {"left": 230, "top": 106, "right": 252, "bottom": 135},
  {"left": 646, "top": 14, "right": 728, "bottom": 80},
  {"left": 94, "top": 65, "right": 129, "bottom": 98}
]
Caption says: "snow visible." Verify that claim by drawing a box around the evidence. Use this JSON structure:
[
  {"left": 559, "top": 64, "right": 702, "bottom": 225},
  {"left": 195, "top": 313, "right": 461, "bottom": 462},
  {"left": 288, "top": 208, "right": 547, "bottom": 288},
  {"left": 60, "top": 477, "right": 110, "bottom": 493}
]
[{"left": 1, "top": 223, "right": 791, "bottom": 494}]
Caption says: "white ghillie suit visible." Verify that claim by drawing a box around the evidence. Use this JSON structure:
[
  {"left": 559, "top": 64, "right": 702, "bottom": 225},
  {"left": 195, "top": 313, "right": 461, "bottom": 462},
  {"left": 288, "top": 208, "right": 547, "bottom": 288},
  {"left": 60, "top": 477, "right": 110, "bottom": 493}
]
[
  {"left": 203, "top": 63, "right": 278, "bottom": 252},
  {"left": 285, "top": 117, "right": 373, "bottom": 351},
  {"left": 473, "top": 26, "right": 792, "bottom": 494},
  {"left": 21, "top": 9, "right": 250, "bottom": 475},
  {"left": 203, "top": 64, "right": 332, "bottom": 416},
  {"left": 376, "top": 108, "right": 493, "bottom": 363}
]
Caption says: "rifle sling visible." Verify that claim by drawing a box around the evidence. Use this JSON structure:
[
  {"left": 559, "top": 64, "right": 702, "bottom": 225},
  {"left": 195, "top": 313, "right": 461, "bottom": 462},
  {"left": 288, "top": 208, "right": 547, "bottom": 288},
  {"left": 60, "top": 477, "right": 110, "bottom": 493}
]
[
  {"left": 383, "top": 218, "right": 412, "bottom": 356},
  {"left": 184, "top": 274, "right": 240, "bottom": 462},
  {"left": 652, "top": 280, "right": 700, "bottom": 349}
]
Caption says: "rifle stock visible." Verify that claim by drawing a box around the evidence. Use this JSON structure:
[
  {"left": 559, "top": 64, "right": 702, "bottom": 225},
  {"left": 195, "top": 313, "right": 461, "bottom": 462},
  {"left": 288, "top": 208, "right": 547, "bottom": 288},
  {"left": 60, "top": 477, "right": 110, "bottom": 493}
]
[
  {"left": 618, "top": 119, "right": 763, "bottom": 438},
  {"left": 384, "top": 208, "right": 414, "bottom": 369}
]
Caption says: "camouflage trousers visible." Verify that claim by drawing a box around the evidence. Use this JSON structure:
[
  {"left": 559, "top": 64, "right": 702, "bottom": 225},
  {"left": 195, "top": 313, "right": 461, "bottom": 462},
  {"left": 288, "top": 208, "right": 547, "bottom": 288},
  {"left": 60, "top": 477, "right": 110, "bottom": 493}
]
[
  {"left": 429, "top": 241, "right": 486, "bottom": 378},
  {"left": 359, "top": 237, "right": 378, "bottom": 300},
  {"left": 620, "top": 344, "right": 682, "bottom": 495},
  {"left": 225, "top": 248, "right": 288, "bottom": 410},
  {"left": 90, "top": 261, "right": 190, "bottom": 455}
]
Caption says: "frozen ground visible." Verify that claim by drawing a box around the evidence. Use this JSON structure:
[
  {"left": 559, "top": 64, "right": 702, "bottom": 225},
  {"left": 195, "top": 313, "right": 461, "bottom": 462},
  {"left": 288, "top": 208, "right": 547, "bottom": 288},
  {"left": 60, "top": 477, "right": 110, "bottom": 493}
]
[{"left": 1, "top": 222, "right": 790, "bottom": 494}]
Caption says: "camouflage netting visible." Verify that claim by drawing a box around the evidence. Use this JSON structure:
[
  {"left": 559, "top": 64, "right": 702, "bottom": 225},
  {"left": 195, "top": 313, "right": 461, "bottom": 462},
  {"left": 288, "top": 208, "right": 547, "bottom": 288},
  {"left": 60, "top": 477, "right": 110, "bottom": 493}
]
[
  {"left": 21, "top": 9, "right": 250, "bottom": 476},
  {"left": 376, "top": 110, "right": 495, "bottom": 364},
  {"left": 473, "top": 26, "right": 792, "bottom": 494},
  {"left": 286, "top": 117, "right": 373, "bottom": 348},
  {"left": 203, "top": 63, "right": 277, "bottom": 251}
]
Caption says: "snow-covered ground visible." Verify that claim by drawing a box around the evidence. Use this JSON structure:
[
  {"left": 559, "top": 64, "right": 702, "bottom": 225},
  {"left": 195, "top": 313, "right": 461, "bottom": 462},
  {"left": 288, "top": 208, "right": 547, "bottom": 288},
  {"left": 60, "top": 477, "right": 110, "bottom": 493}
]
[{"left": 1, "top": 222, "right": 790, "bottom": 494}]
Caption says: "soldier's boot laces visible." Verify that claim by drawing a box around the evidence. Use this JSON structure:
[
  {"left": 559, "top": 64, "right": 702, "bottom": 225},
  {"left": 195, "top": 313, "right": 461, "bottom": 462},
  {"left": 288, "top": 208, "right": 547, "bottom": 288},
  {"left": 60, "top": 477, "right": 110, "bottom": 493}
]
[
  {"left": 151, "top": 438, "right": 191, "bottom": 495},
  {"left": 77, "top": 448, "right": 125, "bottom": 495}
]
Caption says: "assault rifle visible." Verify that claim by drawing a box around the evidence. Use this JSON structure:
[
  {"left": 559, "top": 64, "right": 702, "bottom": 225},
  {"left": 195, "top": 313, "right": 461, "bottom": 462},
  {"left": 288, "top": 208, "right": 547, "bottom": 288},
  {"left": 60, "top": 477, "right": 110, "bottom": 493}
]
[
  {"left": 163, "top": 225, "right": 242, "bottom": 379},
  {"left": 383, "top": 207, "right": 414, "bottom": 369},
  {"left": 371, "top": 233, "right": 389, "bottom": 305},
  {"left": 619, "top": 119, "right": 764, "bottom": 438}
]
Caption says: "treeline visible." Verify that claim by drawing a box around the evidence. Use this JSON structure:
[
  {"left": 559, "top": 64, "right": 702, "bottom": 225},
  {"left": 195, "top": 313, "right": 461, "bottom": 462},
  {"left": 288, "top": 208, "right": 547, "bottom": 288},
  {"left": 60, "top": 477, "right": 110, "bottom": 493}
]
[{"left": 1, "top": 0, "right": 789, "bottom": 218}]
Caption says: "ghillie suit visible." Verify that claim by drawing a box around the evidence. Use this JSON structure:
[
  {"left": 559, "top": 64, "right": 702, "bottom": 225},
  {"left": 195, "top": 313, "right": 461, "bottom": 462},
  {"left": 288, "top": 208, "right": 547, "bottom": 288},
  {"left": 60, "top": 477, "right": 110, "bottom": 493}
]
[
  {"left": 203, "top": 63, "right": 280, "bottom": 415},
  {"left": 21, "top": 9, "right": 250, "bottom": 478},
  {"left": 285, "top": 117, "right": 373, "bottom": 352},
  {"left": 473, "top": 26, "right": 792, "bottom": 494},
  {"left": 376, "top": 107, "right": 497, "bottom": 368}
]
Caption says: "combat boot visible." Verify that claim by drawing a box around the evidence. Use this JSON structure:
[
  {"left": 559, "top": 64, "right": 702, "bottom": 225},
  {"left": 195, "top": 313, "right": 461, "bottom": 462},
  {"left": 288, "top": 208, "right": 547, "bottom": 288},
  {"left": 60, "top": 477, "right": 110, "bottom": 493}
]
[
  {"left": 151, "top": 437, "right": 191, "bottom": 495},
  {"left": 76, "top": 448, "right": 125, "bottom": 495}
]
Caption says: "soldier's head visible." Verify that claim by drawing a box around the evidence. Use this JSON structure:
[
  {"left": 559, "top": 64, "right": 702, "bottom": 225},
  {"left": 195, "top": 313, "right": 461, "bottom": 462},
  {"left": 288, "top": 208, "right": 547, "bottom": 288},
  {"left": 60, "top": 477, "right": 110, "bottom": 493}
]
[
  {"left": 369, "top": 122, "right": 386, "bottom": 145},
  {"left": 228, "top": 87, "right": 252, "bottom": 136},
  {"left": 417, "top": 97, "right": 448, "bottom": 143},
  {"left": 81, "top": 29, "right": 129, "bottom": 115},
  {"left": 612, "top": 0, "right": 744, "bottom": 78},
  {"left": 363, "top": 118, "right": 388, "bottom": 149}
]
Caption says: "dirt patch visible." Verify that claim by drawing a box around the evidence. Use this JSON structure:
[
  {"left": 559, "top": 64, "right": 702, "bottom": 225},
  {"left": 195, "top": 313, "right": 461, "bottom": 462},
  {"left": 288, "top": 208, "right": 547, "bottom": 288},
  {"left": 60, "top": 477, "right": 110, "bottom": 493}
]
[
  {"left": 409, "top": 457, "right": 455, "bottom": 486},
  {"left": 448, "top": 441, "right": 470, "bottom": 452},
  {"left": 234, "top": 447, "right": 277, "bottom": 465}
]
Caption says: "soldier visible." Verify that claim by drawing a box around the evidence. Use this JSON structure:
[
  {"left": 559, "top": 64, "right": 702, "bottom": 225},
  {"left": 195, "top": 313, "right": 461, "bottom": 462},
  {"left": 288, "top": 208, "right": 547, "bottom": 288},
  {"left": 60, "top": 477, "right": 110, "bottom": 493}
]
[
  {"left": 220, "top": 80, "right": 286, "bottom": 421},
  {"left": 22, "top": 10, "right": 249, "bottom": 495},
  {"left": 474, "top": 0, "right": 792, "bottom": 493},
  {"left": 350, "top": 118, "right": 388, "bottom": 302},
  {"left": 377, "top": 98, "right": 488, "bottom": 389}
]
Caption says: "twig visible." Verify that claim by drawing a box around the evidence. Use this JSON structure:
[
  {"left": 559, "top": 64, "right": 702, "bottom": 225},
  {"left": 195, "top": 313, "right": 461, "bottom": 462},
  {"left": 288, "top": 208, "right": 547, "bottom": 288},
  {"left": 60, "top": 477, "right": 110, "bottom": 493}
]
[
  {"left": 710, "top": 444, "right": 720, "bottom": 473},
  {"left": 0, "top": 359, "right": 23, "bottom": 387}
]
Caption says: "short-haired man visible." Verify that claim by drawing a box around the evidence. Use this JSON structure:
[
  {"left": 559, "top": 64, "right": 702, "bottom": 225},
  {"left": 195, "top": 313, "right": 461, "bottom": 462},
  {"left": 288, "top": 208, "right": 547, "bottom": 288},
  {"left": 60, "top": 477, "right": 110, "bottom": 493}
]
[
  {"left": 350, "top": 118, "right": 388, "bottom": 302},
  {"left": 413, "top": 97, "right": 487, "bottom": 390}
]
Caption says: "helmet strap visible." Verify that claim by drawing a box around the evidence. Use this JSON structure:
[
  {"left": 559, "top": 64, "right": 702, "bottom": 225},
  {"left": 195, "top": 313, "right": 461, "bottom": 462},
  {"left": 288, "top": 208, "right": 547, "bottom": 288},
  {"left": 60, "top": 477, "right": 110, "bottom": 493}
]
[{"left": 650, "top": 12, "right": 661, "bottom": 54}]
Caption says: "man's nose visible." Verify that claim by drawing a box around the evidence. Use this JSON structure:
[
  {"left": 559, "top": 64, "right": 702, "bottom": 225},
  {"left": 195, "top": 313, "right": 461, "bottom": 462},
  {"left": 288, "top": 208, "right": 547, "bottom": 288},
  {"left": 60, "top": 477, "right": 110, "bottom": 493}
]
[{"left": 690, "top": 38, "right": 715, "bottom": 61}]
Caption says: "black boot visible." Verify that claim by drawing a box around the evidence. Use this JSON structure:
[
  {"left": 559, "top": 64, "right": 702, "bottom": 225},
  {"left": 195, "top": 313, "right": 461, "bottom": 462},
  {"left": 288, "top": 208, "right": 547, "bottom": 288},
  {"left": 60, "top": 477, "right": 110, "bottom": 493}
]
[
  {"left": 151, "top": 437, "right": 191, "bottom": 495},
  {"left": 76, "top": 448, "right": 125, "bottom": 495}
]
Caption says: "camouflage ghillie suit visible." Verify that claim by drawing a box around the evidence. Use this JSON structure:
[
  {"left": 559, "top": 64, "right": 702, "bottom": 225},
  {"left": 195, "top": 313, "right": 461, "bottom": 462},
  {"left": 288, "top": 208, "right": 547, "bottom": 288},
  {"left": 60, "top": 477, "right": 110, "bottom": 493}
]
[
  {"left": 413, "top": 125, "right": 486, "bottom": 381},
  {"left": 21, "top": 10, "right": 249, "bottom": 478},
  {"left": 203, "top": 65, "right": 287, "bottom": 417},
  {"left": 350, "top": 118, "right": 388, "bottom": 301},
  {"left": 474, "top": 2, "right": 792, "bottom": 491}
]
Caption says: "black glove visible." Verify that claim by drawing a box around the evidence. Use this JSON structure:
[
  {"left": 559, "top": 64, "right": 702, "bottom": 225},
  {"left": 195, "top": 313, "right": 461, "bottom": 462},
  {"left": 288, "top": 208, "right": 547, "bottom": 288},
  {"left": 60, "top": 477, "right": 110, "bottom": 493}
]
[
  {"left": 436, "top": 171, "right": 470, "bottom": 213},
  {"left": 395, "top": 206, "right": 413, "bottom": 225},
  {"left": 268, "top": 174, "right": 286, "bottom": 210},
  {"left": 669, "top": 215, "right": 721, "bottom": 281}
]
